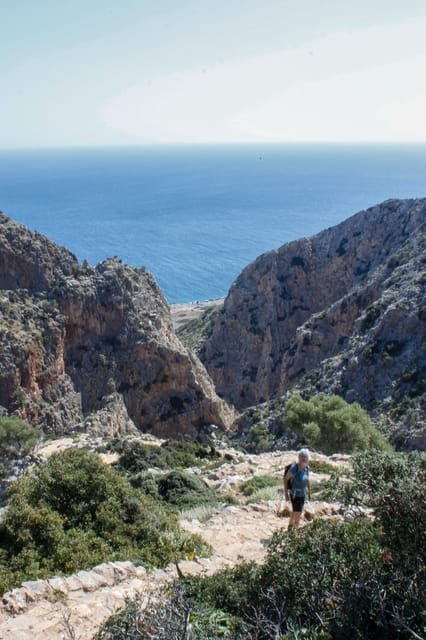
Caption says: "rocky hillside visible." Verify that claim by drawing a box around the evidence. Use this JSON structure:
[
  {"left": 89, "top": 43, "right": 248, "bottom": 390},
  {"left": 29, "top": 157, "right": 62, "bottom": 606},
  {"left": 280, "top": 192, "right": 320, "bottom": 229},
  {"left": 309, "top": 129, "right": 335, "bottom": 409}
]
[
  {"left": 201, "top": 199, "right": 425, "bottom": 443},
  {"left": 0, "top": 213, "right": 234, "bottom": 437}
]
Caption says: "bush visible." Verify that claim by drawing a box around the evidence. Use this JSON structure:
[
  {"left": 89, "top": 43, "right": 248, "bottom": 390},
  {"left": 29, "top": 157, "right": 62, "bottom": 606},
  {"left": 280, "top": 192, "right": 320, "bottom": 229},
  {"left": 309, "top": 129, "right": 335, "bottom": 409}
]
[
  {"left": 126, "top": 470, "right": 159, "bottom": 496},
  {"left": 0, "top": 449, "right": 210, "bottom": 595},
  {"left": 157, "top": 470, "right": 220, "bottom": 509},
  {"left": 94, "top": 583, "right": 247, "bottom": 640},
  {"left": 284, "top": 394, "right": 391, "bottom": 454},
  {"left": 307, "top": 459, "right": 340, "bottom": 475},
  {"left": 239, "top": 474, "right": 281, "bottom": 496},
  {"left": 114, "top": 439, "right": 220, "bottom": 476},
  {"left": 0, "top": 416, "right": 39, "bottom": 480},
  {"left": 336, "top": 450, "right": 426, "bottom": 572},
  {"left": 239, "top": 423, "right": 276, "bottom": 454}
]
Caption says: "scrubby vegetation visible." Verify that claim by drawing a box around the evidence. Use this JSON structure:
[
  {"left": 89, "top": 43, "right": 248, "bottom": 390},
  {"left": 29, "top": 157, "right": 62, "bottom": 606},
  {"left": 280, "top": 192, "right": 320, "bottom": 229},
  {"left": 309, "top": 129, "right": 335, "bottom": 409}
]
[
  {"left": 234, "top": 399, "right": 302, "bottom": 453},
  {"left": 112, "top": 438, "right": 221, "bottom": 477},
  {"left": 132, "top": 467, "right": 238, "bottom": 511},
  {"left": 0, "top": 416, "right": 39, "bottom": 482},
  {"left": 234, "top": 393, "right": 391, "bottom": 455},
  {"left": 307, "top": 458, "right": 340, "bottom": 475},
  {"left": 157, "top": 470, "right": 222, "bottom": 509},
  {"left": 108, "top": 439, "right": 235, "bottom": 510},
  {"left": 95, "top": 450, "right": 425, "bottom": 640},
  {"left": 0, "top": 449, "right": 210, "bottom": 596},
  {"left": 284, "top": 393, "right": 391, "bottom": 454},
  {"left": 239, "top": 474, "right": 281, "bottom": 496}
]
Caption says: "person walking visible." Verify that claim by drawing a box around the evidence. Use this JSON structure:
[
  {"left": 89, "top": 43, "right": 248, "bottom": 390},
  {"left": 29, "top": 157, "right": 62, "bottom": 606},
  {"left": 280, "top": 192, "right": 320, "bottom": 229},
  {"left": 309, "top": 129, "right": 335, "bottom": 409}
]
[{"left": 284, "top": 448, "right": 311, "bottom": 531}]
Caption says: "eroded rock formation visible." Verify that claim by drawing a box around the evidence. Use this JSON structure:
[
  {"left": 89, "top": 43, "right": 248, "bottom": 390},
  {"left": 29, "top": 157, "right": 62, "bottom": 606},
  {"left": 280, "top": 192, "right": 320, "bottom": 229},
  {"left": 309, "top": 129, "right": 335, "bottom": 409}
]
[
  {"left": 201, "top": 199, "right": 426, "bottom": 429},
  {"left": 0, "top": 213, "right": 234, "bottom": 437}
]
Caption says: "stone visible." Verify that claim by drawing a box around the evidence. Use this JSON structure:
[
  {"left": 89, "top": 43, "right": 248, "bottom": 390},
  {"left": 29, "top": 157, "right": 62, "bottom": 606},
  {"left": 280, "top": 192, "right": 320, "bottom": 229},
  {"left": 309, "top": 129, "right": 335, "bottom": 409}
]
[
  {"left": 75, "top": 570, "right": 107, "bottom": 592},
  {"left": 201, "top": 198, "right": 426, "bottom": 447},
  {"left": 91, "top": 563, "right": 120, "bottom": 586},
  {"left": 276, "top": 504, "right": 292, "bottom": 517},
  {"left": 110, "top": 561, "right": 136, "bottom": 580},
  {"left": 46, "top": 577, "right": 69, "bottom": 595},
  {"left": 2, "top": 589, "right": 27, "bottom": 614},
  {"left": 133, "top": 565, "right": 147, "bottom": 579},
  {"left": 65, "top": 576, "right": 85, "bottom": 592},
  {"left": 250, "top": 503, "right": 269, "bottom": 512},
  {"left": 20, "top": 580, "right": 51, "bottom": 600},
  {"left": 0, "top": 212, "right": 235, "bottom": 438}
]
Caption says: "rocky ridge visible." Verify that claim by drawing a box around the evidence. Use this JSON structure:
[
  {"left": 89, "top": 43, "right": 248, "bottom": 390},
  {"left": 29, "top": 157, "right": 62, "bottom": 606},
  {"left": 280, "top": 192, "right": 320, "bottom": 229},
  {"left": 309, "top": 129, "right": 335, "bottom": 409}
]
[
  {"left": 201, "top": 199, "right": 426, "bottom": 446},
  {"left": 0, "top": 213, "right": 234, "bottom": 437}
]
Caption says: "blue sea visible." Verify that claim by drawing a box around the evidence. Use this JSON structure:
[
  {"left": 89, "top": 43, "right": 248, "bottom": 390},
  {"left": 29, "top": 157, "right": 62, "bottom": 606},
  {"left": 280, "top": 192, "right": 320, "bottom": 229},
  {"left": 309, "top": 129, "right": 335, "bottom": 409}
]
[{"left": 0, "top": 144, "right": 425, "bottom": 303}]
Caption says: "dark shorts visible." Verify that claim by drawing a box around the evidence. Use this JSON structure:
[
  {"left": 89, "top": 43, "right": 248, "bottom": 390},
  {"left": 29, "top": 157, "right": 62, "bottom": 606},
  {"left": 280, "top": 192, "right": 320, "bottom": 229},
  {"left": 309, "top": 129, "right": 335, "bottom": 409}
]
[{"left": 290, "top": 495, "right": 305, "bottom": 513}]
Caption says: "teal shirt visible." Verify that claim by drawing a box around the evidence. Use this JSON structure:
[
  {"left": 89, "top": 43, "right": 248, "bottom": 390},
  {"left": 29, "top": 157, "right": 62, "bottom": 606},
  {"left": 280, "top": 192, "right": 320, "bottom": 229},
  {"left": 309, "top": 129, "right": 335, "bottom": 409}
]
[{"left": 288, "top": 463, "right": 309, "bottom": 497}]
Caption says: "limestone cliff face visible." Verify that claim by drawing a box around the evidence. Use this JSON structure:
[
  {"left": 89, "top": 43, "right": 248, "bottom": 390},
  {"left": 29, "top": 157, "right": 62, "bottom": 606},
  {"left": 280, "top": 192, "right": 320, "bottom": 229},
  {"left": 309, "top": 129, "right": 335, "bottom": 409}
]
[
  {"left": 0, "top": 214, "right": 234, "bottom": 437},
  {"left": 201, "top": 199, "right": 426, "bottom": 423}
]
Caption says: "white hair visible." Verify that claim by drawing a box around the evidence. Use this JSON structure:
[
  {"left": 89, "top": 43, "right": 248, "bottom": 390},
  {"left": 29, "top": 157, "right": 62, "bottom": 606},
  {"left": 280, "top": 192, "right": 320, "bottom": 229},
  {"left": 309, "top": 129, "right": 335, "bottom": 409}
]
[{"left": 298, "top": 448, "right": 311, "bottom": 462}]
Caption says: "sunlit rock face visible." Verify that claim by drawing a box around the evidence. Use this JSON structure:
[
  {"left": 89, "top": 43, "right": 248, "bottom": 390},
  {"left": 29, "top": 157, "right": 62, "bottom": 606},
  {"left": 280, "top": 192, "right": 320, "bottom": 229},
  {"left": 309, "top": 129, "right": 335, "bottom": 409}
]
[
  {"left": 0, "top": 213, "right": 234, "bottom": 437},
  {"left": 202, "top": 198, "right": 426, "bottom": 421}
]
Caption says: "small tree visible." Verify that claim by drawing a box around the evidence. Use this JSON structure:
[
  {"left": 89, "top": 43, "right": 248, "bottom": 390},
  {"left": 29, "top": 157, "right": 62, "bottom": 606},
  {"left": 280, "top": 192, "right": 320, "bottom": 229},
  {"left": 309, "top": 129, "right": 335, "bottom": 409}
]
[{"left": 284, "top": 393, "right": 391, "bottom": 454}]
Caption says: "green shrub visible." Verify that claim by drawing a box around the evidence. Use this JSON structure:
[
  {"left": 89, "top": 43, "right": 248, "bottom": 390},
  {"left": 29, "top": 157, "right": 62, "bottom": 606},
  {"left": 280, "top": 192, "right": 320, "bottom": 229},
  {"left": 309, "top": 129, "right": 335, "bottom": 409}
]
[
  {"left": 94, "top": 583, "right": 247, "bottom": 640},
  {"left": 0, "top": 449, "right": 209, "bottom": 595},
  {"left": 243, "top": 424, "right": 275, "bottom": 453},
  {"left": 126, "top": 470, "right": 159, "bottom": 496},
  {"left": 239, "top": 474, "right": 281, "bottom": 496},
  {"left": 156, "top": 470, "right": 219, "bottom": 509},
  {"left": 180, "top": 562, "right": 261, "bottom": 625},
  {"left": 0, "top": 416, "right": 39, "bottom": 481},
  {"left": 307, "top": 459, "right": 340, "bottom": 474},
  {"left": 114, "top": 439, "right": 220, "bottom": 475},
  {"left": 284, "top": 394, "right": 391, "bottom": 454},
  {"left": 337, "top": 450, "right": 426, "bottom": 572}
]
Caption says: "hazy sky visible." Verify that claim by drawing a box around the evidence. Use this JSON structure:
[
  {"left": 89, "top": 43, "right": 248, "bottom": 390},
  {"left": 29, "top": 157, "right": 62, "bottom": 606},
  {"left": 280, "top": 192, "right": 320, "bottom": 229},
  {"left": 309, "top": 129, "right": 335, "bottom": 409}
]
[{"left": 1, "top": 0, "right": 426, "bottom": 148}]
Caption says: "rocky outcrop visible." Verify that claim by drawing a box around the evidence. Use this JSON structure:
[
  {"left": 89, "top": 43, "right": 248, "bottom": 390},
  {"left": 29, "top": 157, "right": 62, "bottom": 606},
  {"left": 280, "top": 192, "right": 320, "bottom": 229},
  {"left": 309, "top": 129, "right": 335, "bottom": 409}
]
[
  {"left": 201, "top": 199, "right": 426, "bottom": 433},
  {"left": 0, "top": 213, "right": 234, "bottom": 437}
]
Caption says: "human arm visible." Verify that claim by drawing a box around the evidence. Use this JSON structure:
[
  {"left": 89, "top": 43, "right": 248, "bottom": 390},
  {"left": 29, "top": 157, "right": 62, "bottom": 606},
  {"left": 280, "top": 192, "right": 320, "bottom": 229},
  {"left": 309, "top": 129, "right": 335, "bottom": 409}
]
[{"left": 283, "top": 471, "right": 294, "bottom": 501}]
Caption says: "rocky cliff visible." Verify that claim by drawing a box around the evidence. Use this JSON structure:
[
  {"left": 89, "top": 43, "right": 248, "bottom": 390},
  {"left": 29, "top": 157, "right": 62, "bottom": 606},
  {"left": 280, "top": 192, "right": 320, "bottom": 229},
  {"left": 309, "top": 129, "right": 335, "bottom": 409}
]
[
  {"left": 0, "top": 213, "right": 234, "bottom": 437},
  {"left": 201, "top": 199, "right": 425, "bottom": 442}
]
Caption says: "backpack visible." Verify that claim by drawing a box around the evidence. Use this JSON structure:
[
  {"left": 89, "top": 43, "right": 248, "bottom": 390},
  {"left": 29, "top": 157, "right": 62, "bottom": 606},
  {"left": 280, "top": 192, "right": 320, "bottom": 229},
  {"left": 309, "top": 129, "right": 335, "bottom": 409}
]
[{"left": 284, "top": 462, "right": 309, "bottom": 494}]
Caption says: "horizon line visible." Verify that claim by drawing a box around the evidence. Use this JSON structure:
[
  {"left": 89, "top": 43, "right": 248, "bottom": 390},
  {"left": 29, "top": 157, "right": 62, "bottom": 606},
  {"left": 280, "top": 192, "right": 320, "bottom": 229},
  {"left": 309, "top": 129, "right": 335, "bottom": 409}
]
[{"left": 1, "top": 140, "right": 426, "bottom": 152}]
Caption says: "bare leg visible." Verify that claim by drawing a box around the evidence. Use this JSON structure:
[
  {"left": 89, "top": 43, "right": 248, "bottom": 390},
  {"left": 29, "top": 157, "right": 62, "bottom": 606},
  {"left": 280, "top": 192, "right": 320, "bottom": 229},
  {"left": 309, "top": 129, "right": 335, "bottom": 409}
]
[
  {"left": 288, "top": 511, "right": 302, "bottom": 530},
  {"left": 292, "top": 512, "right": 302, "bottom": 528}
]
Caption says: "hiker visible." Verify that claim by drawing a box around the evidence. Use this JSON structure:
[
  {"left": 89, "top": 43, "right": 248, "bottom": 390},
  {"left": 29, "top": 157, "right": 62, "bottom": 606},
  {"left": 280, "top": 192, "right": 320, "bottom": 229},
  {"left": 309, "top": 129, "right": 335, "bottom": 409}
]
[{"left": 284, "top": 448, "right": 311, "bottom": 531}]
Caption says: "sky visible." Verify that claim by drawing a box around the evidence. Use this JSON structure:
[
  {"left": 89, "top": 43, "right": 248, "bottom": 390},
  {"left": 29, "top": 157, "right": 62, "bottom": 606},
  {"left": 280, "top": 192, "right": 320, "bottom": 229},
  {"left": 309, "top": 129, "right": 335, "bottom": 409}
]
[{"left": 1, "top": 0, "right": 426, "bottom": 148}]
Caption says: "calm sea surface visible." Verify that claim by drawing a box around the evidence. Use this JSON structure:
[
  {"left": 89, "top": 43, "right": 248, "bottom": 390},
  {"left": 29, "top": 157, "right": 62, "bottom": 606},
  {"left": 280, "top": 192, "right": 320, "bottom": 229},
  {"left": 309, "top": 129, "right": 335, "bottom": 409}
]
[{"left": 0, "top": 144, "right": 425, "bottom": 303}]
